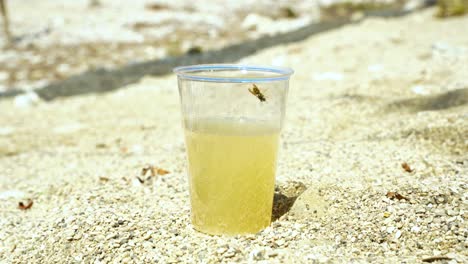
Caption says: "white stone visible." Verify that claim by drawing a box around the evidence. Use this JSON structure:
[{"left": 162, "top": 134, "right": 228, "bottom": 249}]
[
  {"left": 395, "top": 230, "right": 402, "bottom": 239},
  {"left": 14, "top": 92, "right": 41, "bottom": 108},
  {"left": 411, "top": 226, "right": 421, "bottom": 233},
  {"left": 411, "top": 85, "right": 429, "bottom": 95}
]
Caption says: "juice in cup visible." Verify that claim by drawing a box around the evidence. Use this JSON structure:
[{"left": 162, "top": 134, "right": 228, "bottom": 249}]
[
  {"left": 185, "top": 118, "right": 279, "bottom": 235},
  {"left": 174, "top": 64, "right": 293, "bottom": 235}
]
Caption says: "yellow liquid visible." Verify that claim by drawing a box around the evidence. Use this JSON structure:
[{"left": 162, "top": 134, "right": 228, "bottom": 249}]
[{"left": 185, "top": 119, "right": 279, "bottom": 235}]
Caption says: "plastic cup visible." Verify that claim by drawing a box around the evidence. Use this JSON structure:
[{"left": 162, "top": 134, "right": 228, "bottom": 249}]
[{"left": 174, "top": 64, "right": 293, "bottom": 235}]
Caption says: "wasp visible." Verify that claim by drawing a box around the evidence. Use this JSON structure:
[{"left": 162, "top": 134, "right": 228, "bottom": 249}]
[{"left": 248, "top": 84, "right": 266, "bottom": 102}]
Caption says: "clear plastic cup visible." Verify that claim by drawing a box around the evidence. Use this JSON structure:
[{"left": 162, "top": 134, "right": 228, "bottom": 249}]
[{"left": 174, "top": 64, "right": 293, "bottom": 235}]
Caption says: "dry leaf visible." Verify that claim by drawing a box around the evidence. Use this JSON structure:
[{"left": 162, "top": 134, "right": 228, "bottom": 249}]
[
  {"left": 422, "top": 256, "right": 452, "bottom": 263},
  {"left": 386, "top": 192, "right": 409, "bottom": 201},
  {"left": 18, "top": 199, "right": 33, "bottom": 210},
  {"left": 145, "top": 3, "right": 169, "bottom": 11},
  {"left": 155, "top": 167, "right": 170, "bottom": 175},
  {"left": 401, "top": 162, "right": 414, "bottom": 173},
  {"left": 141, "top": 165, "right": 170, "bottom": 177},
  {"left": 99, "top": 176, "right": 109, "bottom": 182}
]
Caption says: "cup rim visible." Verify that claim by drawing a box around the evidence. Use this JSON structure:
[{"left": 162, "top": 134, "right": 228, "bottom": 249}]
[{"left": 173, "top": 64, "right": 294, "bottom": 83}]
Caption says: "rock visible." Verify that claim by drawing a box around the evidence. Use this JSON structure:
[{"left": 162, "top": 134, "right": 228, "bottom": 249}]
[
  {"left": 224, "top": 248, "right": 236, "bottom": 258},
  {"left": 241, "top": 14, "right": 273, "bottom": 31},
  {"left": 249, "top": 248, "right": 265, "bottom": 261},
  {"left": 14, "top": 92, "right": 41, "bottom": 108},
  {"left": 434, "top": 208, "right": 446, "bottom": 216},
  {"left": 216, "top": 246, "right": 227, "bottom": 254},
  {"left": 446, "top": 209, "right": 458, "bottom": 216},
  {"left": 411, "top": 226, "right": 421, "bottom": 233},
  {"left": 411, "top": 85, "right": 430, "bottom": 95},
  {"left": 289, "top": 188, "right": 328, "bottom": 219},
  {"left": 395, "top": 230, "right": 402, "bottom": 239},
  {"left": 65, "top": 230, "right": 76, "bottom": 241},
  {"left": 415, "top": 207, "right": 426, "bottom": 214}
]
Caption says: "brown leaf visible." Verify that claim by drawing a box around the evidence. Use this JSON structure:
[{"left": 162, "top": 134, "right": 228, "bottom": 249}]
[
  {"left": 99, "top": 176, "right": 109, "bottom": 182},
  {"left": 401, "top": 162, "right": 414, "bottom": 173},
  {"left": 18, "top": 199, "right": 33, "bottom": 210},
  {"left": 141, "top": 165, "right": 170, "bottom": 177},
  {"left": 386, "top": 192, "right": 409, "bottom": 201},
  {"left": 422, "top": 256, "right": 452, "bottom": 263},
  {"left": 145, "top": 3, "right": 169, "bottom": 11},
  {"left": 155, "top": 167, "right": 170, "bottom": 176}
]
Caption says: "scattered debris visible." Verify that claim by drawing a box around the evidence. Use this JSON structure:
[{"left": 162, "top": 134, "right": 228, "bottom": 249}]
[
  {"left": 280, "top": 7, "right": 298, "bottom": 19},
  {"left": 145, "top": 3, "right": 170, "bottom": 11},
  {"left": 186, "top": 46, "right": 202, "bottom": 55},
  {"left": 401, "top": 162, "right": 414, "bottom": 173},
  {"left": 18, "top": 199, "right": 33, "bottom": 210},
  {"left": 136, "top": 176, "right": 145, "bottom": 184},
  {"left": 95, "top": 143, "right": 107, "bottom": 148},
  {"left": 386, "top": 192, "right": 409, "bottom": 201},
  {"left": 98, "top": 176, "right": 109, "bottom": 182},
  {"left": 422, "top": 256, "right": 452, "bottom": 263},
  {"left": 141, "top": 165, "right": 170, "bottom": 178},
  {"left": 133, "top": 165, "right": 170, "bottom": 185}
]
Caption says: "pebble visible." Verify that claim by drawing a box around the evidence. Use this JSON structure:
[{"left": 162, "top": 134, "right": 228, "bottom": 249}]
[
  {"left": 434, "top": 208, "right": 446, "bottom": 216},
  {"left": 446, "top": 209, "right": 458, "bottom": 216},
  {"left": 13, "top": 92, "right": 41, "bottom": 108},
  {"left": 249, "top": 248, "right": 265, "bottom": 261},
  {"left": 216, "top": 246, "right": 227, "bottom": 254},
  {"left": 415, "top": 207, "right": 426, "bottom": 214},
  {"left": 276, "top": 238, "right": 286, "bottom": 246},
  {"left": 395, "top": 230, "right": 402, "bottom": 239},
  {"left": 106, "top": 233, "right": 118, "bottom": 240},
  {"left": 65, "top": 230, "right": 76, "bottom": 241},
  {"left": 142, "top": 231, "right": 152, "bottom": 240},
  {"left": 224, "top": 248, "right": 236, "bottom": 258}
]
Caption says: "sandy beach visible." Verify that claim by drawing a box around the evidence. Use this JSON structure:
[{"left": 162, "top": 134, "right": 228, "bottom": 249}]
[{"left": 0, "top": 7, "right": 467, "bottom": 263}]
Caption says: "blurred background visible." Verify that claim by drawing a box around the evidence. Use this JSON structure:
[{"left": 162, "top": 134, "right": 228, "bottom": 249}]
[{"left": 0, "top": 0, "right": 449, "bottom": 95}]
